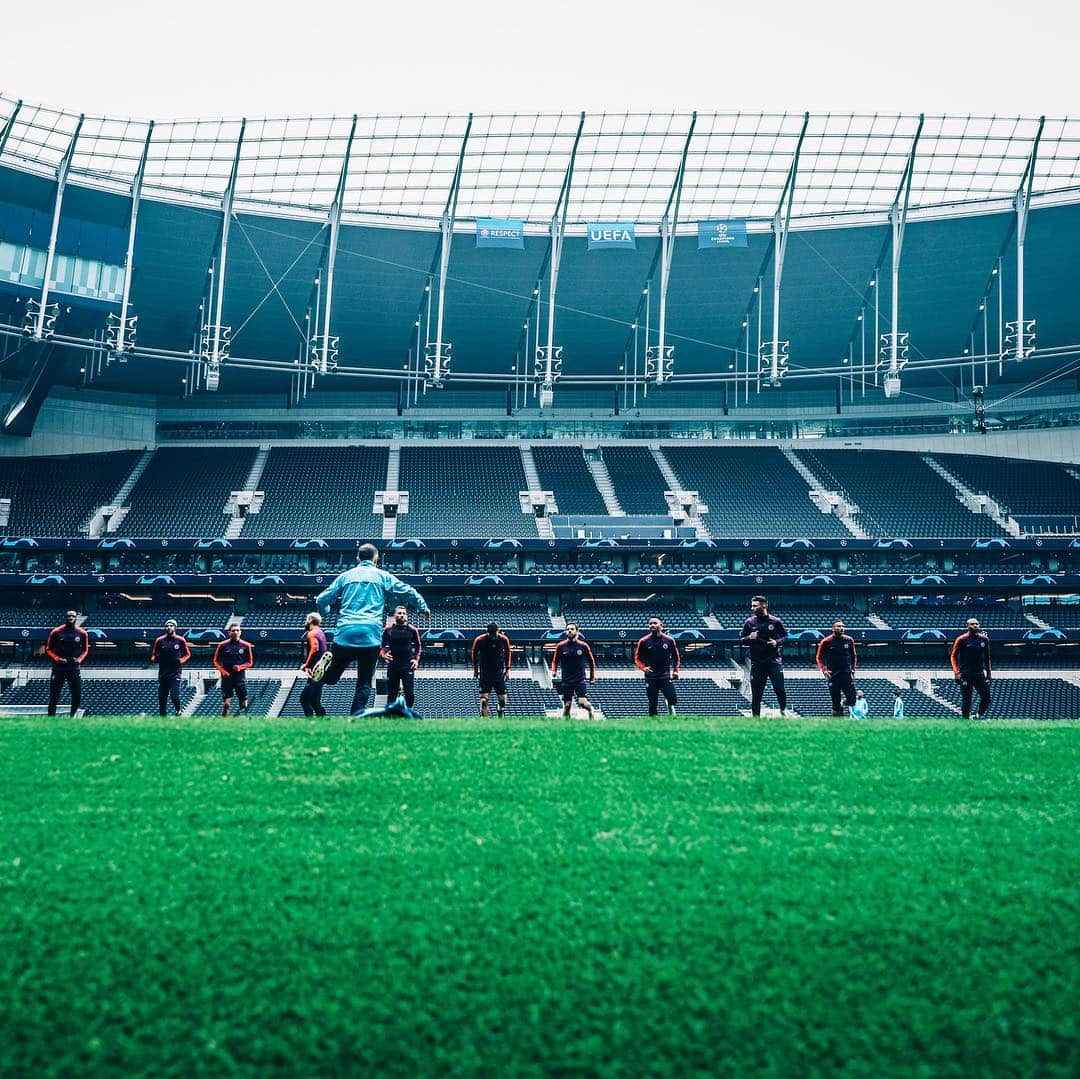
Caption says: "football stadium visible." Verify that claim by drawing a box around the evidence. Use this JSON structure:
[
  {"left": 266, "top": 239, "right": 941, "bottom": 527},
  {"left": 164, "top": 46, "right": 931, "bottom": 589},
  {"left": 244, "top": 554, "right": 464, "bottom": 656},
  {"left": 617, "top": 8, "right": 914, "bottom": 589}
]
[{"left": 1, "top": 86, "right": 1078, "bottom": 1074}]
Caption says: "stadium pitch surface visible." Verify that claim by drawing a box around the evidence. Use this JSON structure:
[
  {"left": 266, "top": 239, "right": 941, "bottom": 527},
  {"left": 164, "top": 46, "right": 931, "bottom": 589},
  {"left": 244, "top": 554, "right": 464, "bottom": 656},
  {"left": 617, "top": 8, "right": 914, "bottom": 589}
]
[{"left": 1, "top": 716, "right": 1077, "bottom": 1076}]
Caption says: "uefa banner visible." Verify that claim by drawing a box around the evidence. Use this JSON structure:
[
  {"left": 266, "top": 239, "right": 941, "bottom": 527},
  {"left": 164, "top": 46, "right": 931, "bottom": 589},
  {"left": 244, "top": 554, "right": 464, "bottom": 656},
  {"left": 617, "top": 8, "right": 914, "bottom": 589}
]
[
  {"left": 476, "top": 219, "right": 525, "bottom": 249},
  {"left": 698, "top": 219, "right": 748, "bottom": 249},
  {"left": 587, "top": 222, "right": 636, "bottom": 250}
]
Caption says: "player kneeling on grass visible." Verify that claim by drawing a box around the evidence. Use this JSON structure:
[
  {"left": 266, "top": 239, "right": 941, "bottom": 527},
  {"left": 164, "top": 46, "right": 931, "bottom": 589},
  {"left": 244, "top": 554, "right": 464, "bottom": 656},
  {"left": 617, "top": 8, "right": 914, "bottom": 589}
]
[
  {"left": 634, "top": 616, "right": 680, "bottom": 717},
  {"left": 472, "top": 621, "right": 512, "bottom": 717},
  {"left": 816, "top": 619, "right": 858, "bottom": 717},
  {"left": 213, "top": 623, "right": 254, "bottom": 716},
  {"left": 550, "top": 623, "right": 597, "bottom": 719}
]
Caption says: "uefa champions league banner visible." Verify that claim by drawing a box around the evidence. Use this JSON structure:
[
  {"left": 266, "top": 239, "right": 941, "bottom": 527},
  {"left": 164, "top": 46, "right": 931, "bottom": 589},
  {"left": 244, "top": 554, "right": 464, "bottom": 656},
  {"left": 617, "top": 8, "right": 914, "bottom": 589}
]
[
  {"left": 698, "top": 219, "right": 748, "bottom": 249},
  {"left": 475, "top": 219, "right": 525, "bottom": 249},
  {"left": 587, "top": 222, "right": 636, "bottom": 250}
]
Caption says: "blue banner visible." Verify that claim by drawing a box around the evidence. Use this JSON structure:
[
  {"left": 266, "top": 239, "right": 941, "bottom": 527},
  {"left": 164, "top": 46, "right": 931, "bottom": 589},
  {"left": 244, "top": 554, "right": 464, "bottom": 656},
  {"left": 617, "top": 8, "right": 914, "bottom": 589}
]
[
  {"left": 476, "top": 219, "right": 524, "bottom": 249},
  {"left": 698, "top": 219, "right": 748, "bottom": 249},
  {"left": 587, "top": 222, "right": 636, "bottom": 250}
]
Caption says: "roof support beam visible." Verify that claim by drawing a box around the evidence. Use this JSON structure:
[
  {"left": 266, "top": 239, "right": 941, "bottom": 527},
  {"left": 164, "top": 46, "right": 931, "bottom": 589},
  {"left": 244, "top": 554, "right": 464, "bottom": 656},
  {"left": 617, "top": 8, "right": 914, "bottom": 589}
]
[
  {"left": 32, "top": 115, "right": 83, "bottom": 340},
  {"left": 0, "top": 99, "right": 23, "bottom": 160},
  {"left": 313, "top": 114, "right": 358, "bottom": 375},
  {"left": 1008, "top": 115, "right": 1044, "bottom": 361},
  {"left": 763, "top": 111, "right": 809, "bottom": 387},
  {"left": 539, "top": 112, "right": 585, "bottom": 395},
  {"left": 204, "top": 121, "right": 246, "bottom": 389},
  {"left": 882, "top": 114, "right": 923, "bottom": 382},
  {"left": 426, "top": 115, "right": 473, "bottom": 388},
  {"left": 111, "top": 121, "right": 154, "bottom": 358},
  {"left": 648, "top": 112, "right": 697, "bottom": 387}
]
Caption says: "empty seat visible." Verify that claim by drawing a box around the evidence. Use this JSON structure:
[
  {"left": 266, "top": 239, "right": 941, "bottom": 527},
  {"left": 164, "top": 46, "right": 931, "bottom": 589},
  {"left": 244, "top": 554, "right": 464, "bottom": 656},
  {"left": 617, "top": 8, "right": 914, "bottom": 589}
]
[{"left": 665, "top": 445, "right": 851, "bottom": 538}]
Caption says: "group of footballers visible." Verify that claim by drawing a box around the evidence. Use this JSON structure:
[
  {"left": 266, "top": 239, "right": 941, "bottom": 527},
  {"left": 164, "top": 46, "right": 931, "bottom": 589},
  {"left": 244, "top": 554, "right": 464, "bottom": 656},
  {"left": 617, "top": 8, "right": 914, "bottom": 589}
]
[{"left": 39, "top": 551, "right": 995, "bottom": 721}]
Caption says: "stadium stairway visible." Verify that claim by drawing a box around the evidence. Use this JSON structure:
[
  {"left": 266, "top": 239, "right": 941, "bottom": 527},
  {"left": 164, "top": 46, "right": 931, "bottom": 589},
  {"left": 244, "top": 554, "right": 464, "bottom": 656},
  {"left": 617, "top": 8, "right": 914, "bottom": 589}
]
[
  {"left": 923, "top": 456, "right": 1018, "bottom": 536},
  {"left": 651, "top": 446, "right": 710, "bottom": 538},
  {"left": 382, "top": 446, "right": 401, "bottom": 540},
  {"left": 781, "top": 447, "right": 866, "bottom": 538},
  {"left": 519, "top": 446, "right": 553, "bottom": 538},
  {"left": 88, "top": 447, "right": 153, "bottom": 537},
  {"left": 585, "top": 449, "right": 624, "bottom": 516}
]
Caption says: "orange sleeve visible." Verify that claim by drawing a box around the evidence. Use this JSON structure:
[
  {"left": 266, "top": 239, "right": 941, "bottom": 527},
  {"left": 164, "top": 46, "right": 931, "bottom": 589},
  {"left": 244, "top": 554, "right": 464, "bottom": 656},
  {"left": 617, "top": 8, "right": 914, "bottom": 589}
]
[
  {"left": 585, "top": 643, "right": 597, "bottom": 679},
  {"left": 849, "top": 636, "right": 857, "bottom": 672},
  {"left": 213, "top": 641, "right": 227, "bottom": 676},
  {"left": 950, "top": 635, "right": 962, "bottom": 675},
  {"left": 76, "top": 630, "right": 89, "bottom": 664},
  {"left": 45, "top": 628, "right": 63, "bottom": 664},
  {"left": 815, "top": 637, "right": 827, "bottom": 674},
  {"left": 670, "top": 635, "right": 681, "bottom": 674},
  {"left": 550, "top": 642, "right": 561, "bottom": 676},
  {"left": 237, "top": 642, "right": 254, "bottom": 671},
  {"left": 179, "top": 637, "right": 191, "bottom": 664},
  {"left": 633, "top": 636, "right": 648, "bottom": 671},
  {"left": 304, "top": 630, "right": 319, "bottom": 667},
  {"left": 501, "top": 634, "right": 512, "bottom": 673}
]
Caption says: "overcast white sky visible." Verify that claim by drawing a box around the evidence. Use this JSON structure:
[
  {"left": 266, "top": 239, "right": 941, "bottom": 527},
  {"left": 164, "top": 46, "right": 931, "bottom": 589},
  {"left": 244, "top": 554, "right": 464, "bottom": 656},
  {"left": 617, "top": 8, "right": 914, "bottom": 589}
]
[{"left": 3, "top": 0, "right": 1078, "bottom": 119}]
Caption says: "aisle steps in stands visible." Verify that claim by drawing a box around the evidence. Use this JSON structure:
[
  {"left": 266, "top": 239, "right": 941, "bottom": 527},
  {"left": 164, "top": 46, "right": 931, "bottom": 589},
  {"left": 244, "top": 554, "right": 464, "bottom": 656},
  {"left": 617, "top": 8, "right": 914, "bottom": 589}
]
[
  {"left": 90, "top": 447, "right": 154, "bottom": 536},
  {"left": 266, "top": 675, "right": 298, "bottom": 717},
  {"left": 651, "top": 446, "right": 710, "bottom": 538},
  {"left": 586, "top": 448, "right": 624, "bottom": 516},
  {"left": 1025, "top": 611, "right": 1054, "bottom": 630},
  {"left": 381, "top": 444, "right": 402, "bottom": 540},
  {"left": 519, "top": 445, "right": 554, "bottom": 538},
  {"left": 921, "top": 678, "right": 962, "bottom": 714},
  {"left": 519, "top": 444, "right": 542, "bottom": 491},
  {"left": 183, "top": 681, "right": 208, "bottom": 717},
  {"left": 781, "top": 447, "right": 866, "bottom": 538},
  {"left": 224, "top": 443, "right": 273, "bottom": 538},
  {"left": 866, "top": 613, "right": 892, "bottom": 629},
  {"left": 923, "top": 456, "right": 1018, "bottom": 536}
]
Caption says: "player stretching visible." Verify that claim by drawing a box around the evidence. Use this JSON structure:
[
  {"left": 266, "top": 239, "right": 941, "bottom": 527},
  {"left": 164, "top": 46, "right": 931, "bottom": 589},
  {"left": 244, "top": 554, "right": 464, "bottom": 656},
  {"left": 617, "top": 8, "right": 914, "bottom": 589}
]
[
  {"left": 299, "top": 612, "right": 328, "bottom": 717},
  {"left": 472, "top": 621, "right": 512, "bottom": 717},
  {"left": 740, "top": 595, "right": 788, "bottom": 717},
  {"left": 550, "top": 623, "right": 597, "bottom": 719},
  {"left": 816, "top": 619, "right": 858, "bottom": 717},
  {"left": 634, "top": 616, "right": 680, "bottom": 717},
  {"left": 213, "top": 623, "right": 254, "bottom": 716},
  {"left": 381, "top": 605, "right": 422, "bottom": 712},
  {"left": 45, "top": 610, "right": 89, "bottom": 716},
  {"left": 150, "top": 618, "right": 191, "bottom": 716},
  {"left": 315, "top": 543, "right": 430, "bottom": 717},
  {"left": 951, "top": 617, "right": 992, "bottom": 719}
]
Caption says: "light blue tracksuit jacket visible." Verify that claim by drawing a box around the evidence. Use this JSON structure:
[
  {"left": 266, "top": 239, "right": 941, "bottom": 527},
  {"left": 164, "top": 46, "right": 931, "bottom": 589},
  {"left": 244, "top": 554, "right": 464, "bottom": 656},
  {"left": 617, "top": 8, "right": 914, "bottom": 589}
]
[{"left": 316, "top": 560, "right": 429, "bottom": 649}]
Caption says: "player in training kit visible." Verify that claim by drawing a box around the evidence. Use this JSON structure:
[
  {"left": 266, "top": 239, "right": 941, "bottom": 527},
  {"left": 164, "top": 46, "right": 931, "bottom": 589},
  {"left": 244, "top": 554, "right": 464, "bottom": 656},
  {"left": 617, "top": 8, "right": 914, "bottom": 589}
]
[
  {"left": 633, "top": 616, "right": 680, "bottom": 717},
  {"left": 472, "top": 621, "right": 512, "bottom": 717},
  {"left": 816, "top": 619, "right": 858, "bottom": 717},
  {"left": 380, "top": 605, "right": 422, "bottom": 711},
  {"left": 315, "top": 543, "right": 430, "bottom": 717},
  {"left": 213, "top": 623, "right": 254, "bottom": 716},
  {"left": 951, "top": 617, "right": 992, "bottom": 718},
  {"left": 150, "top": 618, "right": 191, "bottom": 715},
  {"left": 740, "top": 595, "right": 788, "bottom": 717},
  {"left": 299, "top": 612, "right": 329, "bottom": 717},
  {"left": 45, "top": 610, "right": 89, "bottom": 716},
  {"left": 550, "top": 623, "right": 597, "bottom": 718}
]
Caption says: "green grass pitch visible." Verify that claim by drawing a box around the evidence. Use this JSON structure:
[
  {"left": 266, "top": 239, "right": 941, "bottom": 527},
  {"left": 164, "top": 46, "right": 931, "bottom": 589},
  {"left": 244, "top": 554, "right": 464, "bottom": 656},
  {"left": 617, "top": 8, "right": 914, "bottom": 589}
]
[{"left": 1, "top": 715, "right": 1077, "bottom": 1077}]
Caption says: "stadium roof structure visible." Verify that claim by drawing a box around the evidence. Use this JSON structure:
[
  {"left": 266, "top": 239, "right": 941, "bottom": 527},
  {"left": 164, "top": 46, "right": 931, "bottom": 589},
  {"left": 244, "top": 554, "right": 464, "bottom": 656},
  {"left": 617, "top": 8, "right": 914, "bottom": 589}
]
[{"left": 1, "top": 95, "right": 1080, "bottom": 416}]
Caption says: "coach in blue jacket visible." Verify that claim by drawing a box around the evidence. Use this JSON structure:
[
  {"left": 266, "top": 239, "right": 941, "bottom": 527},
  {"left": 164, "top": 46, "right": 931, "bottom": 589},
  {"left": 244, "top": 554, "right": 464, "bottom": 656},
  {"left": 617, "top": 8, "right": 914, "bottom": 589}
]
[{"left": 316, "top": 543, "right": 431, "bottom": 716}]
